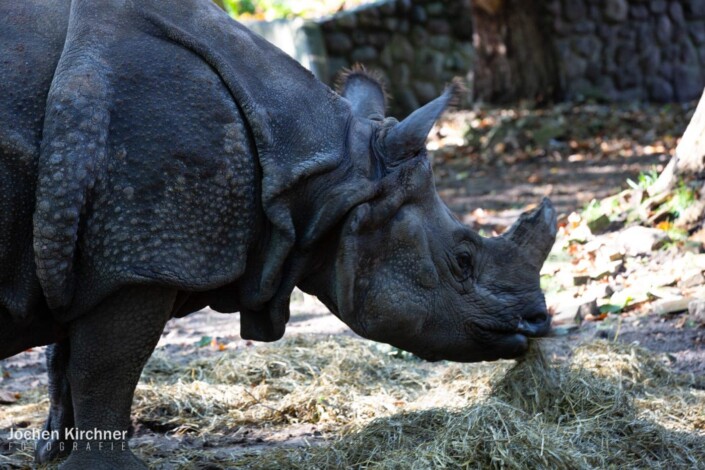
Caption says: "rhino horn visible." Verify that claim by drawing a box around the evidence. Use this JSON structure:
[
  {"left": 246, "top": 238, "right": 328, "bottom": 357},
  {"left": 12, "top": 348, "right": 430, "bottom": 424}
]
[
  {"left": 382, "top": 80, "right": 461, "bottom": 165},
  {"left": 339, "top": 65, "right": 387, "bottom": 121},
  {"left": 503, "top": 198, "right": 558, "bottom": 269}
]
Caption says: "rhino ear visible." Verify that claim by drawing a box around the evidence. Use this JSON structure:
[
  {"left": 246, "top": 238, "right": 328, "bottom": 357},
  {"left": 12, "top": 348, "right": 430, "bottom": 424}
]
[
  {"left": 503, "top": 198, "right": 558, "bottom": 269},
  {"left": 382, "top": 80, "right": 462, "bottom": 165},
  {"left": 338, "top": 65, "right": 387, "bottom": 121}
]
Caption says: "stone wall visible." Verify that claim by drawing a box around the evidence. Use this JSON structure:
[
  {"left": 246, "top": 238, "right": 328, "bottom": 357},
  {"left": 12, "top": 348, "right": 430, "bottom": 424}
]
[
  {"left": 243, "top": 0, "right": 705, "bottom": 112},
  {"left": 318, "top": 0, "right": 474, "bottom": 115},
  {"left": 548, "top": 0, "right": 705, "bottom": 102}
]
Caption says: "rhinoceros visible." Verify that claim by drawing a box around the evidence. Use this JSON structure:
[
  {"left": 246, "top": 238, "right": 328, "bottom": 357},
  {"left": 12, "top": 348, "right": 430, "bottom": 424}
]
[{"left": 0, "top": 0, "right": 556, "bottom": 468}]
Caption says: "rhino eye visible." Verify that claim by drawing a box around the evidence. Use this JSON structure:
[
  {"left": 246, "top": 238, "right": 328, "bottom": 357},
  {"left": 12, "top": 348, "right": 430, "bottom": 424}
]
[{"left": 455, "top": 253, "right": 473, "bottom": 281}]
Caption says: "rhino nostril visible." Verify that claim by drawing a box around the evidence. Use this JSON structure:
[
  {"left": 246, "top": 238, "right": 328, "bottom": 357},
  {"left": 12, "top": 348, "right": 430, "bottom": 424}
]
[
  {"left": 524, "top": 311, "right": 548, "bottom": 325},
  {"left": 516, "top": 311, "right": 550, "bottom": 337}
]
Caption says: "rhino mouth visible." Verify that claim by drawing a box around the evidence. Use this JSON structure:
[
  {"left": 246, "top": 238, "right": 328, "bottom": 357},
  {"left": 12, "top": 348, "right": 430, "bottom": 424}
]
[
  {"left": 516, "top": 319, "right": 551, "bottom": 337},
  {"left": 494, "top": 333, "right": 531, "bottom": 358},
  {"left": 461, "top": 321, "right": 535, "bottom": 358},
  {"left": 464, "top": 309, "right": 551, "bottom": 339},
  {"left": 415, "top": 331, "right": 531, "bottom": 363},
  {"left": 463, "top": 320, "right": 528, "bottom": 338}
]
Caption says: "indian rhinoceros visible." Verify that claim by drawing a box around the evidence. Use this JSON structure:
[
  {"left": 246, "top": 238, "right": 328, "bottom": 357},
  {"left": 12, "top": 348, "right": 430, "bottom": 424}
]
[{"left": 0, "top": 0, "right": 557, "bottom": 468}]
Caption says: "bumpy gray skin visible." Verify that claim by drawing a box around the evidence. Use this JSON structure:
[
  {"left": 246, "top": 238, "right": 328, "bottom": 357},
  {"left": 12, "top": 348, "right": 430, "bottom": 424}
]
[{"left": 0, "top": 0, "right": 557, "bottom": 468}]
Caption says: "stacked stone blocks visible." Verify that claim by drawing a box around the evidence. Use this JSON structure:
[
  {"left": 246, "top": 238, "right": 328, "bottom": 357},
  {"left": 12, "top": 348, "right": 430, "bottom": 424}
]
[
  {"left": 550, "top": 0, "right": 705, "bottom": 102},
  {"left": 319, "top": 0, "right": 474, "bottom": 115}
]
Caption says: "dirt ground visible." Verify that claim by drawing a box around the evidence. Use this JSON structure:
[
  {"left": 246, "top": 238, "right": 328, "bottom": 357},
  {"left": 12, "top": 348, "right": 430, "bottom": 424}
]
[{"left": 1, "top": 102, "right": 703, "bottom": 468}]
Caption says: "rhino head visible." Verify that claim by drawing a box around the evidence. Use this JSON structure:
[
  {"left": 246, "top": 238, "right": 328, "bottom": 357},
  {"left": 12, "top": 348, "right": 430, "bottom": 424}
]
[{"left": 299, "top": 70, "right": 557, "bottom": 362}]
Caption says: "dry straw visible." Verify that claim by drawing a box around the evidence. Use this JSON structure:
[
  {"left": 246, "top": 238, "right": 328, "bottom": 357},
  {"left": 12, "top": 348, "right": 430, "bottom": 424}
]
[
  {"left": 2, "top": 336, "right": 703, "bottom": 469},
  {"left": 134, "top": 337, "right": 705, "bottom": 469}
]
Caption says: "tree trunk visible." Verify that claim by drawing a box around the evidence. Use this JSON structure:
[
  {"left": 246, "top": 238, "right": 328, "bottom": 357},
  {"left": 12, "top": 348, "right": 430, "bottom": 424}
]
[
  {"left": 652, "top": 87, "right": 705, "bottom": 228},
  {"left": 470, "top": 0, "right": 560, "bottom": 103},
  {"left": 653, "top": 89, "right": 705, "bottom": 190}
]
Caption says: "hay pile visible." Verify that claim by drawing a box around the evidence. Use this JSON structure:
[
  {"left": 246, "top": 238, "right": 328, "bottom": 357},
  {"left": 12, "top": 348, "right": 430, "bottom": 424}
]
[
  {"left": 1, "top": 335, "right": 703, "bottom": 468},
  {"left": 134, "top": 337, "right": 494, "bottom": 437},
  {"left": 132, "top": 338, "right": 705, "bottom": 469}
]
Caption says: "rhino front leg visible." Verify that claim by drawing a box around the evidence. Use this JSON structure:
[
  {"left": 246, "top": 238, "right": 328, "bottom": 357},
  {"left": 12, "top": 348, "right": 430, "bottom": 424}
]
[
  {"left": 59, "top": 286, "right": 176, "bottom": 470},
  {"left": 36, "top": 341, "right": 74, "bottom": 464}
]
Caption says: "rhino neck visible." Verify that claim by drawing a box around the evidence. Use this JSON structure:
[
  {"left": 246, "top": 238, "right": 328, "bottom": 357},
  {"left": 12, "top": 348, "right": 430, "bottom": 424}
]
[
  {"left": 136, "top": 0, "right": 370, "bottom": 243},
  {"left": 295, "top": 234, "right": 343, "bottom": 318},
  {"left": 135, "top": 0, "right": 378, "bottom": 339}
]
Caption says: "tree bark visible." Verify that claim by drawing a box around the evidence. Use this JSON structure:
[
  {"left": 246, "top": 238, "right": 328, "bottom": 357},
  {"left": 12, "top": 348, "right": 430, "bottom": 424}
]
[
  {"left": 652, "top": 88, "right": 705, "bottom": 193},
  {"left": 651, "top": 87, "right": 705, "bottom": 228},
  {"left": 470, "top": 0, "right": 560, "bottom": 103}
]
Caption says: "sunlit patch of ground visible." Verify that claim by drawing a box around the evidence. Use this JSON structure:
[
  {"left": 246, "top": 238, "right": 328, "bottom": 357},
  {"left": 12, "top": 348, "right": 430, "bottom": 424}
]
[
  {"left": 428, "top": 102, "right": 695, "bottom": 231},
  {"left": 3, "top": 334, "right": 703, "bottom": 468},
  {"left": 133, "top": 338, "right": 705, "bottom": 469}
]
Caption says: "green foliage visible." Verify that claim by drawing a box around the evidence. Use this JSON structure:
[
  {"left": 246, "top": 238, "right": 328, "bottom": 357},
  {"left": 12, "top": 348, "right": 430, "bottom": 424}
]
[
  {"left": 221, "top": 0, "right": 294, "bottom": 19},
  {"left": 599, "top": 304, "right": 623, "bottom": 314},
  {"left": 622, "top": 170, "right": 697, "bottom": 234},
  {"left": 600, "top": 289, "right": 638, "bottom": 315},
  {"left": 666, "top": 182, "right": 697, "bottom": 218},
  {"left": 626, "top": 169, "right": 659, "bottom": 190},
  {"left": 218, "top": 0, "right": 370, "bottom": 20},
  {"left": 581, "top": 199, "right": 602, "bottom": 222},
  {"left": 540, "top": 274, "right": 556, "bottom": 292}
]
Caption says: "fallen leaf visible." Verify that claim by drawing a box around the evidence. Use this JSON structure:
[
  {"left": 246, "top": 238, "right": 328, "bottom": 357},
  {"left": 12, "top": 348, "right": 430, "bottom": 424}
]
[
  {"left": 0, "top": 390, "right": 20, "bottom": 404},
  {"left": 209, "top": 337, "right": 227, "bottom": 351},
  {"left": 585, "top": 312, "right": 608, "bottom": 322},
  {"left": 600, "top": 304, "right": 623, "bottom": 314},
  {"left": 196, "top": 336, "right": 212, "bottom": 348}
]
